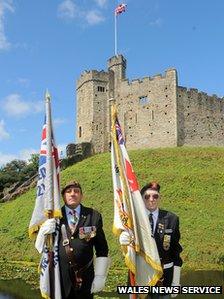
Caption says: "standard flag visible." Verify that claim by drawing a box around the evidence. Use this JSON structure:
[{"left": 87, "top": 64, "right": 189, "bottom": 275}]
[
  {"left": 29, "top": 91, "right": 62, "bottom": 299},
  {"left": 111, "top": 105, "right": 163, "bottom": 297},
  {"left": 115, "top": 3, "right": 127, "bottom": 15}
]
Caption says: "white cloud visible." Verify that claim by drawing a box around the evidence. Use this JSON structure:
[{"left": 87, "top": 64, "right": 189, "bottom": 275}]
[
  {"left": 149, "top": 18, "right": 163, "bottom": 27},
  {"left": 19, "top": 148, "right": 38, "bottom": 162},
  {"left": 0, "top": 152, "right": 16, "bottom": 166},
  {"left": 53, "top": 117, "right": 68, "bottom": 127},
  {"left": 0, "top": 0, "right": 14, "bottom": 50},
  {"left": 85, "top": 10, "right": 104, "bottom": 25},
  {"left": 94, "top": 0, "right": 107, "bottom": 8},
  {"left": 0, "top": 148, "right": 38, "bottom": 167},
  {"left": 33, "top": 101, "right": 44, "bottom": 113},
  {"left": 2, "top": 93, "right": 44, "bottom": 117},
  {"left": 0, "top": 119, "right": 10, "bottom": 140},
  {"left": 57, "top": 1, "right": 106, "bottom": 26},
  {"left": 17, "top": 77, "right": 30, "bottom": 87},
  {"left": 57, "top": 0, "right": 77, "bottom": 19}
]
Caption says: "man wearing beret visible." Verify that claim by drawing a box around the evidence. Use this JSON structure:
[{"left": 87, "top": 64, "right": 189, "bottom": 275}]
[
  {"left": 35, "top": 180, "right": 110, "bottom": 299},
  {"left": 119, "top": 181, "right": 182, "bottom": 298}
]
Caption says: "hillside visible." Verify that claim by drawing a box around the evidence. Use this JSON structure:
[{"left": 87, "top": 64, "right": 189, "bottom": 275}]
[{"left": 0, "top": 147, "right": 223, "bottom": 290}]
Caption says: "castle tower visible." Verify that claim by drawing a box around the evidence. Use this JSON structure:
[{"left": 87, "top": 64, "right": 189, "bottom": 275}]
[
  {"left": 76, "top": 70, "right": 110, "bottom": 153},
  {"left": 108, "top": 55, "right": 126, "bottom": 97}
]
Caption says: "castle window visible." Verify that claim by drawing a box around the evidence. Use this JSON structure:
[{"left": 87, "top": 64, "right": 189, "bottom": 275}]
[
  {"left": 139, "top": 96, "right": 149, "bottom": 105},
  {"left": 97, "top": 86, "right": 105, "bottom": 92},
  {"left": 152, "top": 110, "right": 154, "bottom": 120},
  {"left": 79, "top": 126, "right": 82, "bottom": 138}
]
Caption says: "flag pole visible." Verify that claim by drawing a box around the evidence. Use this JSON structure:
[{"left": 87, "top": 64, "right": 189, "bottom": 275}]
[
  {"left": 45, "top": 90, "right": 54, "bottom": 217},
  {"left": 45, "top": 90, "right": 55, "bottom": 299},
  {"left": 114, "top": 11, "right": 117, "bottom": 56}
]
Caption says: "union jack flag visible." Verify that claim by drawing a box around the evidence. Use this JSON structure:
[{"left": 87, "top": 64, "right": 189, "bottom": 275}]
[
  {"left": 115, "top": 3, "right": 127, "bottom": 15},
  {"left": 115, "top": 117, "right": 125, "bottom": 145},
  {"left": 29, "top": 91, "right": 62, "bottom": 299}
]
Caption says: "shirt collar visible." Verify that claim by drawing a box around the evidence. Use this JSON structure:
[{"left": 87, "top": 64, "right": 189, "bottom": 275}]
[
  {"left": 65, "top": 204, "right": 81, "bottom": 216},
  {"left": 146, "top": 208, "right": 159, "bottom": 217}
]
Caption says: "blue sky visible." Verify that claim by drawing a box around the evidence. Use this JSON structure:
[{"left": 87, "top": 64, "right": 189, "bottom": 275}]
[{"left": 0, "top": 0, "right": 224, "bottom": 166}]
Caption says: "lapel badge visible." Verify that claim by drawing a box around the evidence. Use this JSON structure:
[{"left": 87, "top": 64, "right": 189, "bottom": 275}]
[
  {"left": 163, "top": 234, "right": 171, "bottom": 251},
  {"left": 79, "top": 226, "right": 96, "bottom": 241},
  {"left": 158, "top": 223, "right": 164, "bottom": 234}
]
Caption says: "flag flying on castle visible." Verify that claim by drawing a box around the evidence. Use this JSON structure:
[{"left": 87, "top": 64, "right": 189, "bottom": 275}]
[
  {"left": 111, "top": 104, "right": 163, "bottom": 295},
  {"left": 115, "top": 3, "right": 127, "bottom": 15},
  {"left": 29, "top": 91, "right": 62, "bottom": 299}
]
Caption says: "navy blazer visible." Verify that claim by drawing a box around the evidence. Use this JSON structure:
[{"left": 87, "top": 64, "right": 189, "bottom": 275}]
[
  {"left": 154, "top": 209, "right": 183, "bottom": 286},
  {"left": 58, "top": 204, "right": 108, "bottom": 298}
]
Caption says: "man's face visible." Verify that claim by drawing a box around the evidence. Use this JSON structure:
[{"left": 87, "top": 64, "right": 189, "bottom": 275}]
[
  {"left": 63, "top": 187, "right": 83, "bottom": 209},
  {"left": 143, "top": 189, "right": 160, "bottom": 212}
]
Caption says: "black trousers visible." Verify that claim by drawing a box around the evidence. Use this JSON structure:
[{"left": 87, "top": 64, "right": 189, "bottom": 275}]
[{"left": 66, "top": 287, "right": 93, "bottom": 299}]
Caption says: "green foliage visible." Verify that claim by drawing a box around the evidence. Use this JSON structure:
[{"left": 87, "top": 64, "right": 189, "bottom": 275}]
[
  {"left": 28, "top": 154, "right": 39, "bottom": 172},
  {"left": 0, "top": 147, "right": 223, "bottom": 290},
  {"left": 0, "top": 155, "right": 39, "bottom": 193}
]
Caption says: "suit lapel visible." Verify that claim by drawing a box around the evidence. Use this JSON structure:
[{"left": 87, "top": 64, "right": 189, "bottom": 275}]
[
  {"left": 155, "top": 209, "right": 167, "bottom": 240},
  {"left": 76, "top": 204, "right": 88, "bottom": 230}
]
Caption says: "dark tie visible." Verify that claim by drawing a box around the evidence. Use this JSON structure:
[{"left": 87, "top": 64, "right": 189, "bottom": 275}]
[{"left": 149, "top": 213, "right": 154, "bottom": 235}]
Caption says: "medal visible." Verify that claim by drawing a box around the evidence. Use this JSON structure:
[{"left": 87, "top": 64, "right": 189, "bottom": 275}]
[
  {"left": 79, "top": 226, "right": 96, "bottom": 241},
  {"left": 163, "top": 234, "right": 171, "bottom": 250}
]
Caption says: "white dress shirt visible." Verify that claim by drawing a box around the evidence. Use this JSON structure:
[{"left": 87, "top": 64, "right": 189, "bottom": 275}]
[{"left": 146, "top": 208, "right": 159, "bottom": 234}]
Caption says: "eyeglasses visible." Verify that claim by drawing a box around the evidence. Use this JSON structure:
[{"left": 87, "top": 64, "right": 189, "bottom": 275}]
[{"left": 144, "top": 194, "right": 159, "bottom": 200}]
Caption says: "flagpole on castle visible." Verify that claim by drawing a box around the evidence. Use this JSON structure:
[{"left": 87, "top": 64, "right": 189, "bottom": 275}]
[
  {"left": 114, "top": 3, "right": 127, "bottom": 57},
  {"left": 114, "top": 11, "right": 117, "bottom": 56}
]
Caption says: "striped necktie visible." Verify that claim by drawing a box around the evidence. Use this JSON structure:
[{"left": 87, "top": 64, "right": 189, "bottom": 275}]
[
  {"left": 149, "top": 213, "right": 154, "bottom": 235},
  {"left": 69, "top": 210, "right": 78, "bottom": 233}
]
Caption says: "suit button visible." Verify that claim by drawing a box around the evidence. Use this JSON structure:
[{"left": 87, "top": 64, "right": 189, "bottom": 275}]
[{"left": 71, "top": 236, "right": 74, "bottom": 240}]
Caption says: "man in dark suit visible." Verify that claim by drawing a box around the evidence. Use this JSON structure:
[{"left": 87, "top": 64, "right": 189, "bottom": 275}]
[
  {"left": 35, "top": 180, "right": 110, "bottom": 299},
  {"left": 119, "top": 181, "right": 182, "bottom": 298}
]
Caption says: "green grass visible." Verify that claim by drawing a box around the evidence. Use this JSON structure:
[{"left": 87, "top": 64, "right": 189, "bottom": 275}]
[{"left": 0, "top": 147, "right": 224, "bottom": 291}]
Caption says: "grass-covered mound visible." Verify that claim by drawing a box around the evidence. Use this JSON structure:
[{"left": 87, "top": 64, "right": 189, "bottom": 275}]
[{"left": 0, "top": 147, "right": 223, "bottom": 291}]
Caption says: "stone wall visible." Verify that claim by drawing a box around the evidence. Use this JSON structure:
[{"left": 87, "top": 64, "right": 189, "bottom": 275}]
[
  {"left": 116, "top": 69, "right": 178, "bottom": 149},
  {"left": 177, "top": 87, "right": 224, "bottom": 146}
]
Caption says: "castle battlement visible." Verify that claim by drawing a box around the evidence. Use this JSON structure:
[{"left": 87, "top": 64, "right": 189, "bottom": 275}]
[
  {"left": 120, "top": 68, "right": 177, "bottom": 89},
  {"left": 178, "top": 86, "right": 223, "bottom": 101},
  {"left": 77, "top": 69, "right": 109, "bottom": 90},
  {"left": 108, "top": 54, "right": 126, "bottom": 68}
]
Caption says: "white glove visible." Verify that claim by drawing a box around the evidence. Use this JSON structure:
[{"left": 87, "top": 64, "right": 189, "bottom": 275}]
[
  {"left": 119, "top": 231, "right": 131, "bottom": 245},
  {"left": 171, "top": 266, "right": 181, "bottom": 298},
  {"left": 35, "top": 218, "right": 56, "bottom": 253},
  {"left": 91, "top": 257, "right": 111, "bottom": 293}
]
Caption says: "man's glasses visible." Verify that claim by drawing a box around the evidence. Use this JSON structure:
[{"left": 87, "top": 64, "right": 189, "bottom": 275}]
[{"left": 144, "top": 194, "right": 159, "bottom": 200}]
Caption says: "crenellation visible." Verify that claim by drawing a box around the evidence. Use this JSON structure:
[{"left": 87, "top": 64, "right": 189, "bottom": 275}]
[{"left": 152, "top": 74, "right": 162, "bottom": 79}]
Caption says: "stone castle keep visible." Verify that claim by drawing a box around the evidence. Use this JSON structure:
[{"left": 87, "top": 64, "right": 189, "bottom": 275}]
[{"left": 74, "top": 55, "right": 224, "bottom": 154}]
